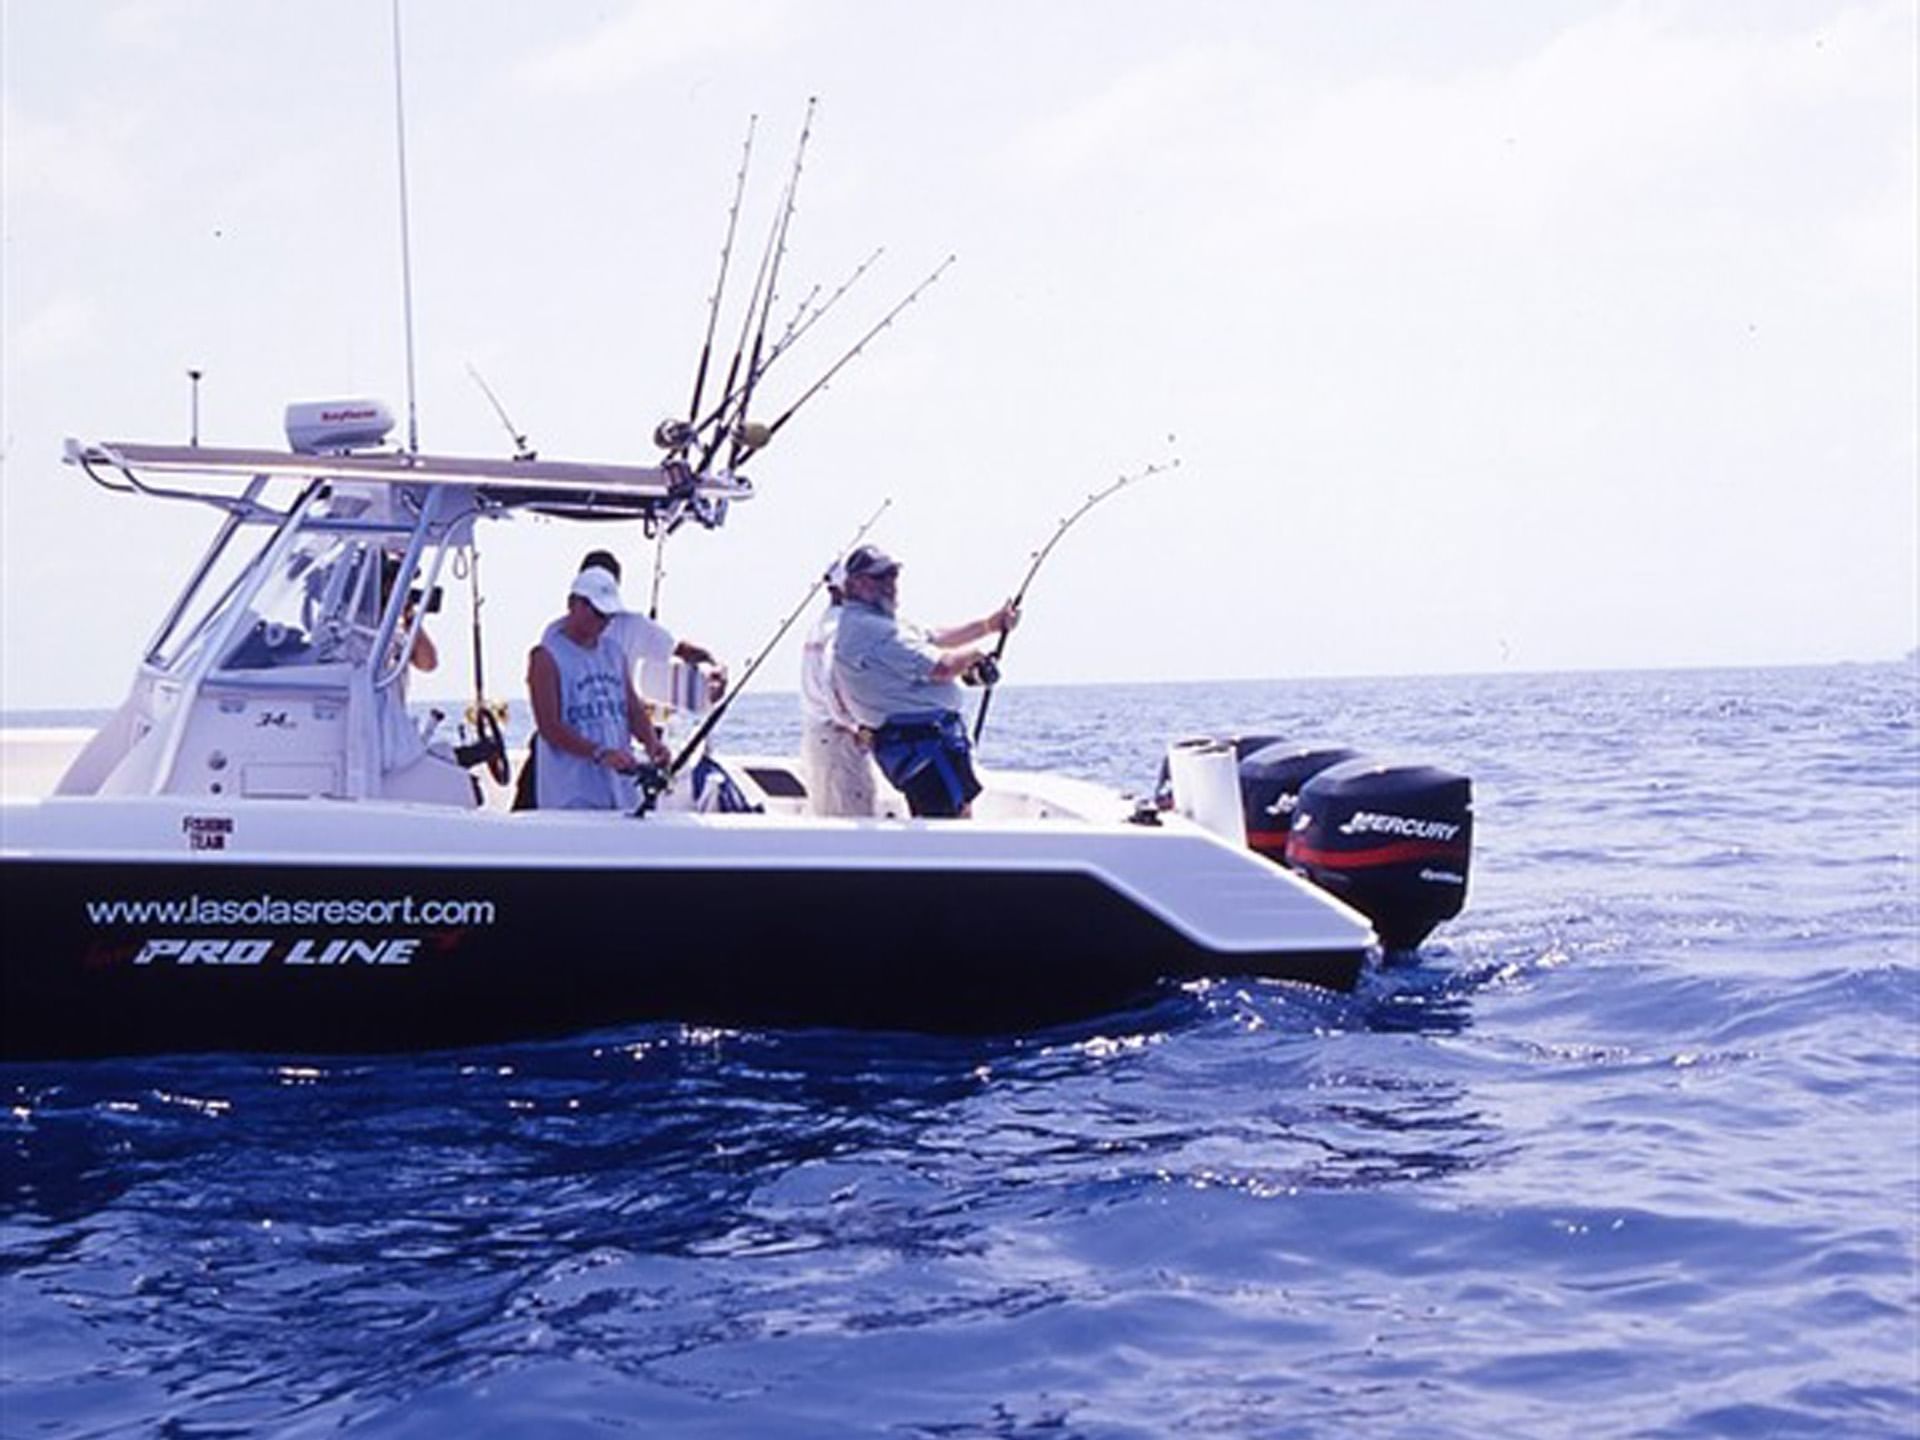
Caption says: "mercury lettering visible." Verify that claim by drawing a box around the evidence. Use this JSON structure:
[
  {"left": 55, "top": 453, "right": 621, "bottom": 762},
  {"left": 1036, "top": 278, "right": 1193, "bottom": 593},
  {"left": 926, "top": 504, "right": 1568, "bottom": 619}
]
[{"left": 1336, "top": 811, "right": 1463, "bottom": 842}]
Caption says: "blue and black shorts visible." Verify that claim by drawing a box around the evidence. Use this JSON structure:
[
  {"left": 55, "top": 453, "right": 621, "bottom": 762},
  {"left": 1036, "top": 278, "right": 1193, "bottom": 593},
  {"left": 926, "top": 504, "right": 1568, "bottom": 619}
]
[{"left": 870, "top": 711, "right": 982, "bottom": 819}]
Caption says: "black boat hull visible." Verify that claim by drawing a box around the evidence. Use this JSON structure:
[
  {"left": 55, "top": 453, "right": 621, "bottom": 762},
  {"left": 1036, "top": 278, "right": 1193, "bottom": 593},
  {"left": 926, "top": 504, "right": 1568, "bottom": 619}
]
[{"left": 1, "top": 857, "right": 1366, "bottom": 1059}]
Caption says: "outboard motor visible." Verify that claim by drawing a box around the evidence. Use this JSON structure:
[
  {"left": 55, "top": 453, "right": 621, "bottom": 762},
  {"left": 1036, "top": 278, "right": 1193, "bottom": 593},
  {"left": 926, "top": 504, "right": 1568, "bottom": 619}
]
[
  {"left": 1236, "top": 742, "right": 1361, "bottom": 863},
  {"left": 1285, "top": 759, "right": 1473, "bottom": 951}
]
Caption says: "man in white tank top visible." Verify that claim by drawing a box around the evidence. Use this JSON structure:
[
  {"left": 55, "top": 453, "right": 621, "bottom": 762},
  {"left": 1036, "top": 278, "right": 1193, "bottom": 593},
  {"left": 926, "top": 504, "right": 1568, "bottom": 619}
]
[
  {"left": 512, "top": 551, "right": 727, "bottom": 810},
  {"left": 526, "top": 568, "right": 671, "bottom": 810}
]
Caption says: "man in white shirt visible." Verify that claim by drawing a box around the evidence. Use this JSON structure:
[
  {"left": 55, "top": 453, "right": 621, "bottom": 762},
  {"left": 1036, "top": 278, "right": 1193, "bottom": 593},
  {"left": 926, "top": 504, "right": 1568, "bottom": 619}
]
[
  {"left": 798, "top": 562, "right": 877, "bottom": 816},
  {"left": 575, "top": 548, "right": 725, "bottom": 688}
]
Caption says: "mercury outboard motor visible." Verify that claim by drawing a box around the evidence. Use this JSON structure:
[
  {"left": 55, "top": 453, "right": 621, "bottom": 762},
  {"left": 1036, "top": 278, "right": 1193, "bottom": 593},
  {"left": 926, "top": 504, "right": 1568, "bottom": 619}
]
[
  {"left": 1236, "top": 742, "right": 1361, "bottom": 862},
  {"left": 1285, "top": 759, "right": 1472, "bottom": 951}
]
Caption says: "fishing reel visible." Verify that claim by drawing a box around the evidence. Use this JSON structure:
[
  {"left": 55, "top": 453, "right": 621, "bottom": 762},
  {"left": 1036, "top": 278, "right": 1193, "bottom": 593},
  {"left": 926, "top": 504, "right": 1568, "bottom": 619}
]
[
  {"left": 630, "top": 762, "right": 671, "bottom": 818},
  {"left": 452, "top": 710, "right": 511, "bottom": 787},
  {"left": 653, "top": 418, "right": 695, "bottom": 452},
  {"left": 962, "top": 655, "right": 1001, "bottom": 688}
]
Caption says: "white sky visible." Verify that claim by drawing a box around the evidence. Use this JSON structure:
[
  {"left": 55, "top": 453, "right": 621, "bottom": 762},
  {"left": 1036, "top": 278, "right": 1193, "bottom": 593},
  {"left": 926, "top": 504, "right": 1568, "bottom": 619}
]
[{"left": 3, "top": 0, "right": 1915, "bottom": 711}]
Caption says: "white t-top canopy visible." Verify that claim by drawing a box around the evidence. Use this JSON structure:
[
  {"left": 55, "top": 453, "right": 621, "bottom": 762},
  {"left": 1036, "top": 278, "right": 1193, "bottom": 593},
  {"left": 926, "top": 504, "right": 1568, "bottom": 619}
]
[{"left": 64, "top": 438, "right": 752, "bottom": 504}]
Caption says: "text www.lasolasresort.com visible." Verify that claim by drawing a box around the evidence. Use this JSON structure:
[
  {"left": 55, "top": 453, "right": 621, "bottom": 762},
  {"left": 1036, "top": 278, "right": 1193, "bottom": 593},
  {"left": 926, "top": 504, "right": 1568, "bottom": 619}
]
[{"left": 85, "top": 894, "right": 498, "bottom": 927}]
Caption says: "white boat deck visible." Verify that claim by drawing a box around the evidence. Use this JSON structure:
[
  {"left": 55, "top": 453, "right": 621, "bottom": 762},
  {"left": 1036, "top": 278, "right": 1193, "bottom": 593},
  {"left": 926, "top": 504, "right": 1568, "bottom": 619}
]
[{"left": 2, "top": 726, "right": 1374, "bottom": 958}]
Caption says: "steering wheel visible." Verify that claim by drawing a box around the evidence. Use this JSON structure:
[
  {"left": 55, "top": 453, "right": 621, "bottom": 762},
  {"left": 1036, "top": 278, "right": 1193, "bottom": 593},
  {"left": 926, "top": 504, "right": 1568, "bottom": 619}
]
[{"left": 475, "top": 706, "right": 511, "bottom": 786}]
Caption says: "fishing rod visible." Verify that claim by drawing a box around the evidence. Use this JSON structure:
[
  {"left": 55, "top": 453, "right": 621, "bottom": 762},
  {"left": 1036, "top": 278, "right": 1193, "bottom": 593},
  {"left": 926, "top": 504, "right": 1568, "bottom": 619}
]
[
  {"left": 647, "top": 526, "right": 669, "bottom": 619},
  {"left": 730, "top": 98, "right": 817, "bottom": 469},
  {"left": 777, "top": 246, "right": 882, "bottom": 362},
  {"left": 699, "top": 103, "right": 814, "bottom": 474},
  {"left": 465, "top": 363, "right": 536, "bottom": 460},
  {"left": 740, "top": 253, "right": 957, "bottom": 460},
  {"left": 644, "top": 117, "right": 763, "bottom": 611},
  {"left": 683, "top": 115, "right": 757, "bottom": 447},
  {"left": 673, "top": 276, "right": 821, "bottom": 459},
  {"left": 682, "top": 244, "right": 885, "bottom": 458},
  {"left": 694, "top": 179, "right": 780, "bottom": 470},
  {"left": 773, "top": 282, "right": 822, "bottom": 356},
  {"left": 971, "top": 453, "right": 1180, "bottom": 745},
  {"left": 462, "top": 545, "right": 510, "bottom": 784},
  {"left": 637, "top": 497, "right": 892, "bottom": 813}
]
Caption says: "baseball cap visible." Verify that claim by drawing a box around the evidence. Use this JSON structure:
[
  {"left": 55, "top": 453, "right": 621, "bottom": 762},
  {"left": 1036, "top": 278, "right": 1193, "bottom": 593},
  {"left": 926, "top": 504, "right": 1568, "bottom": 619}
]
[
  {"left": 843, "top": 544, "right": 900, "bottom": 579},
  {"left": 568, "top": 566, "right": 624, "bottom": 618},
  {"left": 579, "top": 549, "right": 623, "bottom": 581}
]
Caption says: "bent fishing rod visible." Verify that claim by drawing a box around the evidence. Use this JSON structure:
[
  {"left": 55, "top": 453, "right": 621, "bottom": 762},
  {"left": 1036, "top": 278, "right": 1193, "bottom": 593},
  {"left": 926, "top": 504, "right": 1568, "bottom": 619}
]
[
  {"left": 635, "top": 498, "right": 893, "bottom": 814},
  {"left": 971, "top": 454, "right": 1180, "bottom": 746}
]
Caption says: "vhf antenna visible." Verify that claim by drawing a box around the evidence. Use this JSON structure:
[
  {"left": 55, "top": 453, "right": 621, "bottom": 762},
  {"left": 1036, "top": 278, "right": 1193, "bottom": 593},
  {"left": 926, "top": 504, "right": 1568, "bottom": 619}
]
[
  {"left": 187, "top": 368, "right": 203, "bottom": 447},
  {"left": 390, "top": 0, "right": 421, "bottom": 454},
  {"left": 466, "top": 363, "right": 536, "bottom": 460}
]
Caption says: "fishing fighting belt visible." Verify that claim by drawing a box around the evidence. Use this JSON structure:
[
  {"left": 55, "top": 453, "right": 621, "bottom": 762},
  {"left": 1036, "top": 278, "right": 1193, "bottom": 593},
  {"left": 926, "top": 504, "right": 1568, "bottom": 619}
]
[{"left": 870, "top": 710, "right": 978, "bottom": 818}]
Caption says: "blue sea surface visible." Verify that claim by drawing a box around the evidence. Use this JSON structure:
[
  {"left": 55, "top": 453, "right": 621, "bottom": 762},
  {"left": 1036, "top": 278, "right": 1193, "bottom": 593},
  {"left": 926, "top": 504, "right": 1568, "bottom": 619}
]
[{"left": 4, "top": 664, "right": 1917, "bottom": 1438}]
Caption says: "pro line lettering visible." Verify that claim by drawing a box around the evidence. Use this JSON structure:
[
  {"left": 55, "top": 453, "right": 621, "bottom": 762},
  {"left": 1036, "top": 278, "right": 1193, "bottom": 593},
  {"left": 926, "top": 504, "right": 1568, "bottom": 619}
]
[
  {"left": 130, "top": 937, "right": 421, "bottom": 967},
  {"left": 285, "top": 938, "right": 420, "bottom": 966}
]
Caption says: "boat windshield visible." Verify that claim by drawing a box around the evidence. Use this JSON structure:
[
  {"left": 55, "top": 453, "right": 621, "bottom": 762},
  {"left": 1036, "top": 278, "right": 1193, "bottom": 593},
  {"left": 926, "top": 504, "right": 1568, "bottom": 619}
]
[
  {"left": 218, "top": 532, "right": 385, "bottom": 672},
  {"left": 148, "top": 518, "right": 280, "bottom": 673},
  {"left": 151, "top": 484, "right": 442, "bottom": 681}
]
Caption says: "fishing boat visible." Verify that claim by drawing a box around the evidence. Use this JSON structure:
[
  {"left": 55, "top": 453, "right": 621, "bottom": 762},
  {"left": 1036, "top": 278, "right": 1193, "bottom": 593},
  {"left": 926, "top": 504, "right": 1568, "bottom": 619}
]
[
  {"left": 0, "top": 398, "right": 1472, "bottom": 1060},
  {"left": 0, "top": 84, "right": 1472, "bottom": 1061}
]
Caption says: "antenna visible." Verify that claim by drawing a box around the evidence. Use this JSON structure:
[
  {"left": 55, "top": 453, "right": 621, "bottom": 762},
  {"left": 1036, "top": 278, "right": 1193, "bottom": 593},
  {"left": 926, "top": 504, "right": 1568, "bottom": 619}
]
[
  {"left": 187, "top": 368, "right": 203, "bottom": 447},
  {"left": 466, "top": 363, "right": 536, "bottom": 460},
  {"left": 390, "top": 0, "right": 421, "bottom": 454}
]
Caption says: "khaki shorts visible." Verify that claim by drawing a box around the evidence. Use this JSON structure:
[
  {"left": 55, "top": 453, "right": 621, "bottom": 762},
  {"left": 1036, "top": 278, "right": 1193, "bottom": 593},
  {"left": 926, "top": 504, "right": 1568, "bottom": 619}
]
[{"left": 801, "top": 719, "right": 877, "bottom": 817}]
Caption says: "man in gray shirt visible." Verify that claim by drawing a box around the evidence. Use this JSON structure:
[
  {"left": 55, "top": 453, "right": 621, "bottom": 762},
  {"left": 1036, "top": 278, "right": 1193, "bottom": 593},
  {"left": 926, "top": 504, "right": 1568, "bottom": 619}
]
[{"left": 831, "top": 544, "right": 1019, "bottom": 818}]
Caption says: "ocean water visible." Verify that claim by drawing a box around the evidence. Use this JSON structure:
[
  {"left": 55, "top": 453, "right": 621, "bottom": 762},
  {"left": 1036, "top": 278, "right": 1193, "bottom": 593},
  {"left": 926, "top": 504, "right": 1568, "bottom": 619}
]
[{"left": 3, "top": 664, "right": 1916, "bottom": 1438}]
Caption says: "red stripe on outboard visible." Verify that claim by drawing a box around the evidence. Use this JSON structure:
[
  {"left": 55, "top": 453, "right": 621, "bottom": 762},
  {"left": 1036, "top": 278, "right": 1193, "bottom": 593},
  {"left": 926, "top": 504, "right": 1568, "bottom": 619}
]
[{"left": 1284, "top": 838, "right": 1465, "bottom": 870}]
